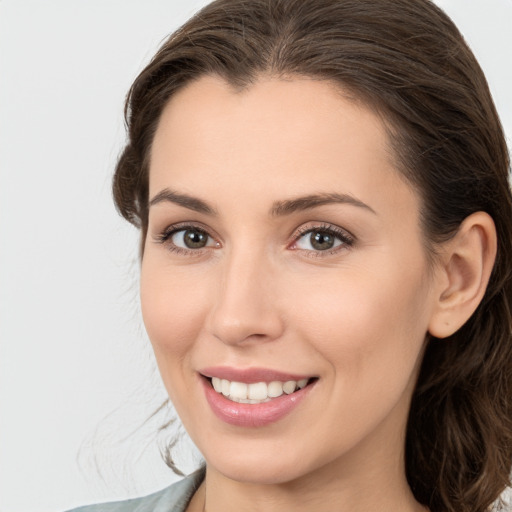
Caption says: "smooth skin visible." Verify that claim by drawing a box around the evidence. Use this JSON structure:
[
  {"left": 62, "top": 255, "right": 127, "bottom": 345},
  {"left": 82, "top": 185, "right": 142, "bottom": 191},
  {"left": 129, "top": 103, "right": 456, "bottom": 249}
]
[{"left": 141, "top": 76, "right": 496, "bottom": 512}]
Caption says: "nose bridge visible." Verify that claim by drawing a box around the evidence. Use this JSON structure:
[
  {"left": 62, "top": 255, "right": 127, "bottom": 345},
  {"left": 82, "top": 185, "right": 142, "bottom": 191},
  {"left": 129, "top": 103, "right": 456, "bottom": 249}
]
[{"left": 207, "top": 244, "right": 283, "bottom": 345}]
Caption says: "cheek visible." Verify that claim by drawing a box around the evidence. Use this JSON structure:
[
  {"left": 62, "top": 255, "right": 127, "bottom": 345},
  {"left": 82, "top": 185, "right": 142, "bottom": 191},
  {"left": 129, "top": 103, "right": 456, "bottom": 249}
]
[
  {"left": 288, "top": 259, "right": 431, "bottom": 390},
  {"left": 140, "top": 258, "right": 208, "bottom": 363}
]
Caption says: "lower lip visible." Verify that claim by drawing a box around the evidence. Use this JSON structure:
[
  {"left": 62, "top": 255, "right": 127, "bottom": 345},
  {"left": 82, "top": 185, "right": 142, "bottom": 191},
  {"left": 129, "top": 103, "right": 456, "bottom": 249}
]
[{"left": 201, "top": 377, "right": 314, "bottom": 428}]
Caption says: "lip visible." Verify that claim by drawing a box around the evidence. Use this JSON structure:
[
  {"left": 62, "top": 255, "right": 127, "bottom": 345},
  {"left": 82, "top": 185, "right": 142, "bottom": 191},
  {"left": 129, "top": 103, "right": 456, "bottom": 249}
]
[
  {"left": 199, "top": 366, "right": 312, "bottom": 384},
  {"left": 199, "top": 367, "right": 317, "bottom": 428}
]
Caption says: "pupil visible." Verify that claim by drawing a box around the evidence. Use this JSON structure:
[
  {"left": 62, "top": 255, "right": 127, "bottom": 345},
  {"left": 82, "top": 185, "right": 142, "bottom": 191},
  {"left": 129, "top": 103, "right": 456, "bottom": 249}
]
[
  {"left": 311, "top": 231, "right": 334, "bottom": 250},
  {"left": 184, "top": 230, "right": 207, "bottom": 248}
]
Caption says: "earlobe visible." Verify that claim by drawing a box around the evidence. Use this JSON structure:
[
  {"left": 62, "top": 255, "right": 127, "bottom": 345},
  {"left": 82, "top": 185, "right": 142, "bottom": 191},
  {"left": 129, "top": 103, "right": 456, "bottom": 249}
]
[{"left": 428, "top": 212, "right": 497, "bottom": 339}]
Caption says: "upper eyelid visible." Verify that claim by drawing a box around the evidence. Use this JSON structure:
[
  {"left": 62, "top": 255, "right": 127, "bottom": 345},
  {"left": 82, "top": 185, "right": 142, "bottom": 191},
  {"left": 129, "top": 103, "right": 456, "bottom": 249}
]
[
  {"left": 154, "top": 224, "right": 219, "bottom": 254},
  {"left": 292, "top": 223, "right": 355, "bottom": 241},
  {"left": 159, "top": 221, "right": 217, "bottom": 238}
]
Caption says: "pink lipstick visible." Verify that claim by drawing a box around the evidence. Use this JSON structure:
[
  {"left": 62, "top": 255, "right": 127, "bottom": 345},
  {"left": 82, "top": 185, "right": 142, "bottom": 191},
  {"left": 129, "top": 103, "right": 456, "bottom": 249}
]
[{"left": 199, "top": 367, "right": 317, "bottom": 428}]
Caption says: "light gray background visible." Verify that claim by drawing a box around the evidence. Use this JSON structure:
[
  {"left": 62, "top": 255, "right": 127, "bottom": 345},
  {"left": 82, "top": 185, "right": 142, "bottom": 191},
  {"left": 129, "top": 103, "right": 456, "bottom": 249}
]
[{"left": 1, "top": 1, "right": 511, "bottom": 511}]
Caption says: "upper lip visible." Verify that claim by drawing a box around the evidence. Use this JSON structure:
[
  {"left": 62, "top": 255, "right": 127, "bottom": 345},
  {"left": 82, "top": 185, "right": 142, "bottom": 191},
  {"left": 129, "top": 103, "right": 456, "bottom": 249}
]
[{"left": 199, "top": 366, "right": 314, "bottom": 383}]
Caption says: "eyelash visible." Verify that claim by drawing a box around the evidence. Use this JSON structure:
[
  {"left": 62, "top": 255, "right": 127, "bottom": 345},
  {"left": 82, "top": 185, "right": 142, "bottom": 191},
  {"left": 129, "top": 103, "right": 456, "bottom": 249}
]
[
  {"left": 154, "top": 223, "right": 216, "bottom": 256},
  {"left": 154, "top": 222, "right": 355, "bottom": 257},
  {"left": 291, "top": 224, "right": 355, "bottom": 257}
]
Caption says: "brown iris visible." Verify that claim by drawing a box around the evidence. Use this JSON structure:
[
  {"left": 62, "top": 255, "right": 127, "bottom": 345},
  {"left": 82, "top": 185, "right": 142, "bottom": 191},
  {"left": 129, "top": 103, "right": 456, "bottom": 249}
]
[
  {"left": 310, "top": 231, "right": 335, "bottom": 250},
  {"left": 183, "top": 229, "right": 209, "bottom": 249}
]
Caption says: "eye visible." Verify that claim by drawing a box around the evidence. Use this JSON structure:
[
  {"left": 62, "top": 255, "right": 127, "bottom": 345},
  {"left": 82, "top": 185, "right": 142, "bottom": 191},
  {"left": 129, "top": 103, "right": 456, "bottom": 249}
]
[
  {"left": 154, "top": 224, "right": 219, "bottom": 254},
  {"left": 292, "top": 224, "right": 354, "bottom": 253},
  {"left": 171, "top": 228, "right": 215, "bottom": 249}
]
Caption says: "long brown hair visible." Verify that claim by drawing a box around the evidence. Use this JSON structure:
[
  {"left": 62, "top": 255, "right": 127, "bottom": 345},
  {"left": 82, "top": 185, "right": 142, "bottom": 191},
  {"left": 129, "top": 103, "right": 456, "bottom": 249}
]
[{"left": 113, "top": 1, "right": 512, "bottom": 511}]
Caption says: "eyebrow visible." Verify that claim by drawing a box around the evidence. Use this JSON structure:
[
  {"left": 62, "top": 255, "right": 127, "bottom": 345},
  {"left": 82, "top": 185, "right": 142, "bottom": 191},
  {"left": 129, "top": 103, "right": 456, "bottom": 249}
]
[
  {"left": 149, "top": 188, "right": 376, "bottom": 216},
  {"left": 149, "top": 188, "right": 217, "bottom": 215},
  {"left": 270, "top": 193, "right": 376, "bottom": 216}
]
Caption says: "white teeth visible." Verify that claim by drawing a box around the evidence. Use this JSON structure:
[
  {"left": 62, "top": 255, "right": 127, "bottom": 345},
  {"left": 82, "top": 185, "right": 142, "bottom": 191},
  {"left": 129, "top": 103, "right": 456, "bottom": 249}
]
[
  {"left": 297, "top": 378, "right": 308, "bottom": 389},
  {"left": 248, "top": 382, "right": 268, "bottom": 400},
  {"left": 267, "top": 381, "right": 284, "bottom": 398},
  {"left": 212, "top": 377, "right": 222, "bottom": 392},
  {"left": 283, "top": 381, "right": 296, "bottom": 394},
  {"left": 221, "top": 379, "right": 230, "bottom": 396},
  {"left": 209, "top": 377, "right": 311, "bottom": 403},
  {"left": 230, "top": 381, "right": 248, "bottom": 400}
]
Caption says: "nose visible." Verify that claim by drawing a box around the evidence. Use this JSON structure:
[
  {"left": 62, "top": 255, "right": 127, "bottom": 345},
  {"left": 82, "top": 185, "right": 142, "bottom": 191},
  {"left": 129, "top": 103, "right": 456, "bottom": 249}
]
[{"left": 206, "top": 247, "right": 285, "bottom": 346}]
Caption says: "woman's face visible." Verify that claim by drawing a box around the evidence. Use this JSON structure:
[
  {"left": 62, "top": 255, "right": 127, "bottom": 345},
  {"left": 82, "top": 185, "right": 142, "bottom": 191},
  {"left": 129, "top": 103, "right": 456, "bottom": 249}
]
[{"left": 141, "top": 76, "right": 442, "bottom": 485}]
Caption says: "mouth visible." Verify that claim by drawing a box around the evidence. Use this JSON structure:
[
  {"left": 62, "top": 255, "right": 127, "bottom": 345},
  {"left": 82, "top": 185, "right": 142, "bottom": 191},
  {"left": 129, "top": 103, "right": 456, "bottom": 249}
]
[
  {"left": 205, "top": 376, "right": 314, "bottom": 404},
  {"left": 198, "top": 369, "right": 318, "bottom": 427}
]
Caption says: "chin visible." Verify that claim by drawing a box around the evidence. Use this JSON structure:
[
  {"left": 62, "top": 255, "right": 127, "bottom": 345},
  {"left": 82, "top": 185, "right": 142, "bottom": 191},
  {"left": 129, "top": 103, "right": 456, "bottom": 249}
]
[
  {"left": 211, "top": 458, "right": 310, "bottom": 485},
  {"left": 199, "top": 437, "right": 331, "bottom": 486}
]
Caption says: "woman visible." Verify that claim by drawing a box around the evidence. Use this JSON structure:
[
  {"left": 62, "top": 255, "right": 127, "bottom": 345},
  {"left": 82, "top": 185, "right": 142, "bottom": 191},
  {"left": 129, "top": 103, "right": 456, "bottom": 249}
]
[{"left": 71, "top": 0, "right": 512, "bottom": 511}]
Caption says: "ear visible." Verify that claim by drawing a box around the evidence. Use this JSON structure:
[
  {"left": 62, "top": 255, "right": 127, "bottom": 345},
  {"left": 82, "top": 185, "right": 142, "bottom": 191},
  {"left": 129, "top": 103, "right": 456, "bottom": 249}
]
[{"left": 428, "top": 211, "right": 497, "bottom": 339}]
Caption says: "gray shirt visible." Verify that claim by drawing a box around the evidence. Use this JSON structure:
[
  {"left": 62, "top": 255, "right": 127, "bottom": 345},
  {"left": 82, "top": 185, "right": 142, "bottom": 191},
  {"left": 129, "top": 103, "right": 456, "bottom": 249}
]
[{"left": 67, "top": 469, "right": 204, "bottom": 512}]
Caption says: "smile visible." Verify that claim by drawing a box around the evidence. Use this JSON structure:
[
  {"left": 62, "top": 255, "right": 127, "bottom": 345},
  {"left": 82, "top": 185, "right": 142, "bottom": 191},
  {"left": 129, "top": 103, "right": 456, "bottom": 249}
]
[
  {"left": 211, "top": 377, "right": 310, "bottom": 404},
  {"left": 199, "top": 368, "right": 317, "bottom": 427}
]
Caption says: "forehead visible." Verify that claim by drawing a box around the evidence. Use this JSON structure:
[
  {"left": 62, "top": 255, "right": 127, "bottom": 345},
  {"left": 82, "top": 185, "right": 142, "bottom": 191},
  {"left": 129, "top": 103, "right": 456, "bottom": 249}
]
[{"left": 149, "top": 75, "right": 416, "bottom": 221}]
